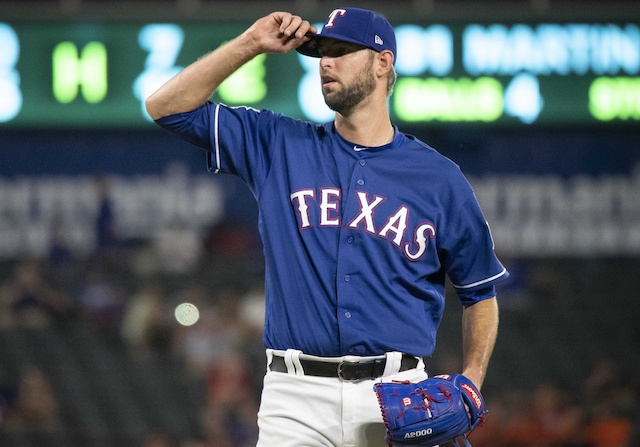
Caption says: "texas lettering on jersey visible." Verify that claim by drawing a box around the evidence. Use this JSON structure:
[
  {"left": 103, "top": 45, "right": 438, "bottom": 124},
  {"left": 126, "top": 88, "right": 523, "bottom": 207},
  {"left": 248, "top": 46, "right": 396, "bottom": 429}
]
[{"left": 290, "top": 187, "right": 436, "bottom": 261}]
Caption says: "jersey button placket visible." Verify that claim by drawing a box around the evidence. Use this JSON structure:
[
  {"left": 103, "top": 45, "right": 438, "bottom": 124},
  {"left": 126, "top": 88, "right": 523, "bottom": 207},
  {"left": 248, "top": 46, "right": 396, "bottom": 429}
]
[
  {"left": 335, "top": 154, "right": 367, "bottom": 353},
  {"left": 356, "top": 155, "right": 366, "bottom": 188}
]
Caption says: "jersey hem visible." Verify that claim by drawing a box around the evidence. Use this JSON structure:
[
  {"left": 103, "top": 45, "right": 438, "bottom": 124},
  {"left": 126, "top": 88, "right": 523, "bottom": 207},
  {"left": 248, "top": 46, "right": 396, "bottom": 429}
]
[{"left": 452, "top": 267, "right": 508, "bottom": 289}]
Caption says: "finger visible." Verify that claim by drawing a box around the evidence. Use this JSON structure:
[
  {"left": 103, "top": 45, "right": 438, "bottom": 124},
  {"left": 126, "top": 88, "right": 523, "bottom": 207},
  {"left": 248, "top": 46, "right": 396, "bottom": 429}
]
[
  {"left": 293, "top": 21, "right": 316, "bottom": 39},
  {"left": 284, "top": 33, "right": 315, "bottom": 52},
  {"left": 281, "top": 15, "right": 305, "bottom": 37},
  {"left": 276, "top": 12, "right": 295, "bottom": 35}
]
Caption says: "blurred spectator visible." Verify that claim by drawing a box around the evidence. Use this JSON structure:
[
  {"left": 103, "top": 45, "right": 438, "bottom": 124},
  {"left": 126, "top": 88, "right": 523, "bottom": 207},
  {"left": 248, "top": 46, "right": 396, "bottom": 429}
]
[
  {"left": 48, "top": 222, "right": 74, "bottom": 272},
  {"left": 75, "top": 265, "right": 124, "bottom": 330},
  {"left": 501, "top": 389, "right": 541, "bottom": 446},
  {"left": 0, "top": 259, "right": 73, "bottom": 328},
  {"left": 584, "top": 358, "right": 636, "bottom": 412},
  {"left": 587, "top": 416, "right": 634, "bottom": 447},
  {"left": 154, "top": 217, "right": 203, "bottom": 277},
  {"left": 238, "top": 282, "right": 265, "bottom": 336},
  {"left": 584, "top": 358, "right": 636, "bottom": 447},
  {"left": 179, "top": 437, "right": 210, "bottom": 447},
  {"left": 466, "top": 396, "right": 508, "bottom": 447},
  {"left": 94, "top": 175, "right": 119, "bottom": 255},
  {"left": 191, "top": 289, "right": 261, "bottom": 447},
  {"left": 142, "top": 430, "right": 173, "bottom": 447},
  {"left": 498, "top": 384, "right": 588, "bottom": 447},
  {"left": 0, "top": 365, "right": 18, "bottom": 427},
  {"left": 176, "top": 286, "right": 244, "bottom": 376},
  {"left": 0, "top": 282, "right": 15, "bottom": 328},
  {"left": 527, "top": 260, "right": 577, "bottom": 305},
  {"left": 529, "top": 383, "right": 585, "bottom": 446},
  {"left": 202, "top": 219, "right": 263, "bottom": 289},
  {"left": 237, "top": 283, "right": 268, "bottom": 398},
  {"left": 121, "top": 281, "right": 175, "bottom": 358},
  {"left": 202, "top": 220, "right": 258, "bottom": 259},
  {"left": 2, "top": 365, "right": 60, "bottom": 432},
  {"left": 200, "top": 353, "right": 259, "bottom": 447}
]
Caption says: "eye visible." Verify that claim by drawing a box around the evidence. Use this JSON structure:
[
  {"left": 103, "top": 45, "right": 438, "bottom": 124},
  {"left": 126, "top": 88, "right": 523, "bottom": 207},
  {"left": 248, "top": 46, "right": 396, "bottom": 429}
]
[
  {"left": 328, "top": 48, "right": 346, "bottom": 57},
  {"left": 319, "top": 45, "right": 355, "bottom": 58},
  {"left": 318, "top": 47, "right": 338, "bottom": 57}
]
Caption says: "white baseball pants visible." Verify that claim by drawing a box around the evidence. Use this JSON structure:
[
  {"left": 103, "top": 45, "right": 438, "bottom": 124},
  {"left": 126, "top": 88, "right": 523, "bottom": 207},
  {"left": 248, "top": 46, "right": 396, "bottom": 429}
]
[{"left": 256, "top": 349, "right": 428, "bottom": 447}]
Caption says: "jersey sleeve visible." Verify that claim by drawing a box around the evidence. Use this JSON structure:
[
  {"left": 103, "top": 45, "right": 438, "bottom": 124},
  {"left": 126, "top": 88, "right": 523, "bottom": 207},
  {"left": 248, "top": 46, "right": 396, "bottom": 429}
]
[
  {"left": 154, "top": 103, "right": 213, "bottom": 150},
  {"left": 155, "top": 102, "right": 282, "bottom": 195},
  {"left": 438, "top": 172, "right": 509, "bottom": 306}
]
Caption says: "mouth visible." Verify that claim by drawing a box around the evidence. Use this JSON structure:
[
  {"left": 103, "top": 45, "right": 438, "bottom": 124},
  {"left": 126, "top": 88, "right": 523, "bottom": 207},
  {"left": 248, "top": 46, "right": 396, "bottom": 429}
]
[{"left": 321, "top": 75, "right": 337, "bottom": 87}]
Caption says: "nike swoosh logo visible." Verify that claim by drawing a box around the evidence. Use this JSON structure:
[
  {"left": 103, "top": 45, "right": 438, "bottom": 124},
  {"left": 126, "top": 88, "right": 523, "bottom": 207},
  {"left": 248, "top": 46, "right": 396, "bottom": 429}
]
[{"left": 353, "top": 146, "right": 368, "bottom": 151}]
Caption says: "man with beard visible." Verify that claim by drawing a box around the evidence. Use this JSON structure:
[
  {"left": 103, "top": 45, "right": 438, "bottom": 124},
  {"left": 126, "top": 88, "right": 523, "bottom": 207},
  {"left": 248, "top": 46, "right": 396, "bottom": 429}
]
[{"left": 146, "top": 7, "right": 508, "bottom": 447}]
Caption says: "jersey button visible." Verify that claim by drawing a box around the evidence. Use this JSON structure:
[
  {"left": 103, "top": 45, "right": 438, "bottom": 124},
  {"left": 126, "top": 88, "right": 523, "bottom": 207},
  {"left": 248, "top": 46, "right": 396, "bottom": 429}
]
[
  {"left": 347, "top": 236, "right": 354, "bottom": 244},
  {"left": 359, "top": 160, "right": 366, "bottom": 166},
  {"left": 357, "top": 179, "right": 364, "bottom": 186},
  {"left": 344, "top": 274, "right": 351, "bottom": 282},
  {"left": 345, "top": 312, "right": 352, "bottom": 319}
]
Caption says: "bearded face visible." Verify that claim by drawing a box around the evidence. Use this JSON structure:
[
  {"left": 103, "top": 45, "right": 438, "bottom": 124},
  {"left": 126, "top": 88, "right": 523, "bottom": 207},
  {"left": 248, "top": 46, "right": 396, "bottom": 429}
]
[{"left": 318, "top": 43, "right": 377, "bottom": 113}]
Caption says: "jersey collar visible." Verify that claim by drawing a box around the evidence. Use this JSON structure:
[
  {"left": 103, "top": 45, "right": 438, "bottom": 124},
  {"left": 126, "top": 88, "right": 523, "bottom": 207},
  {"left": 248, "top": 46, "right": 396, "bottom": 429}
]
[{"left": 329, "top": 123, "right": 403, "bottom": 153}]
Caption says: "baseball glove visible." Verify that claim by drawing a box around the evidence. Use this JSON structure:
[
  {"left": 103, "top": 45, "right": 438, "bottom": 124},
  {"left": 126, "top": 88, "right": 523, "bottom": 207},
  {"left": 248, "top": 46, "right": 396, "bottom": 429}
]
[{"left": 373, "top": 374, "right": 487, "bottom": 447}]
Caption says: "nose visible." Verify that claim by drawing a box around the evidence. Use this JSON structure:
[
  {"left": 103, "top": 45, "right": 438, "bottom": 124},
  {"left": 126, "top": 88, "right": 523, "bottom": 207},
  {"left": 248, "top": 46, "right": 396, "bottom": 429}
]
[{"left": 320, "top": 55, "right": 333, "bottom": 69}]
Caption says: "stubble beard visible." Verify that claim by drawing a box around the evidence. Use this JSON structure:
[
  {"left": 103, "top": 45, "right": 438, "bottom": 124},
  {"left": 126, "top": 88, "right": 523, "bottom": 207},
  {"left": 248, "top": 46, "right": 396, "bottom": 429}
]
[{"left": 323, "top": 57, "right": 376, "bottom": 113}]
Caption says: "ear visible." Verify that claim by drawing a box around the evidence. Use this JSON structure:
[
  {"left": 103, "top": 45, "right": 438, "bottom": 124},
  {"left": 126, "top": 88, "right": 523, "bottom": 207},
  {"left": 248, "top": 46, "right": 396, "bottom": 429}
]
[{"left": 376, "top": 50, "right": 394, "bottom": 78}]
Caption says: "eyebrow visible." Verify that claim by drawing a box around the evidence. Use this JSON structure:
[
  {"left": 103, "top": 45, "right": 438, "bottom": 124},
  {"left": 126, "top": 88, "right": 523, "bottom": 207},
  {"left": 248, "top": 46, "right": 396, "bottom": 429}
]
[{"left": 317, "top": 41, "right": 368, "bottom": 55}]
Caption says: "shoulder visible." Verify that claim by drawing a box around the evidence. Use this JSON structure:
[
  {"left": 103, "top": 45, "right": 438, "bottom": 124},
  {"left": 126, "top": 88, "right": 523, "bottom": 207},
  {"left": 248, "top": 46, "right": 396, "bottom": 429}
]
[
  {"left": 220, "top": 104, "right": 321, "bottom": 129},
  {"left": 395, "top": 132, "right": 478, "bottom": 203},
  {"left": 399, "top": 132, "right": 465, "bottom": 175}
]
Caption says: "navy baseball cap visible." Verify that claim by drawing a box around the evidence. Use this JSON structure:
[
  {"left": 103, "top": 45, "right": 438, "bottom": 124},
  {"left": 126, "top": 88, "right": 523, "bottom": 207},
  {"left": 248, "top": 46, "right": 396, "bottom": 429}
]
[{"left": 296, "top": 7, "right": 396, "bottom": 63}]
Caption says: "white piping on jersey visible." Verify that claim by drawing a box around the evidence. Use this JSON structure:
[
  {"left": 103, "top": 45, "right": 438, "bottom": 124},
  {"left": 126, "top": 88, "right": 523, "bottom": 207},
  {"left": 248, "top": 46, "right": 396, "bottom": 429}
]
[
  {"left": 213, "top": 103, "right": 221, "bottom": 173},
  {"left": 452, "top": 267, "right": 507, "bottom": 289}
]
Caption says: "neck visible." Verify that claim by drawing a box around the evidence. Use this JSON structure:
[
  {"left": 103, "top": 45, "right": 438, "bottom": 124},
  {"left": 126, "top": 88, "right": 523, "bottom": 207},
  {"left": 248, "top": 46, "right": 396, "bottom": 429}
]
[{"left": 334, "top": 95, "right": 394, "bottom": 147}]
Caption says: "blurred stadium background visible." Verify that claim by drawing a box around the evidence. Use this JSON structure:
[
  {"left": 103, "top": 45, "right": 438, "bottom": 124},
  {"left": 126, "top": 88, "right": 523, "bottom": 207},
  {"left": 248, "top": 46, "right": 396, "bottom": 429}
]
[{"left": 1, "top": 1, "right": 639, "bottom": 446}]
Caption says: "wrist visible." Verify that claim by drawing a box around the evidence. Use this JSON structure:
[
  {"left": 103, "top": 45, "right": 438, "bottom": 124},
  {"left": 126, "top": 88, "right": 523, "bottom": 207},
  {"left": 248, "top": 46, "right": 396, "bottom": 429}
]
[
  {"left": 237, "top": 29, "right": 263, "bottom": 60},
  {"left": 461, "top": 369, "right": 484, "bottom": 390}
]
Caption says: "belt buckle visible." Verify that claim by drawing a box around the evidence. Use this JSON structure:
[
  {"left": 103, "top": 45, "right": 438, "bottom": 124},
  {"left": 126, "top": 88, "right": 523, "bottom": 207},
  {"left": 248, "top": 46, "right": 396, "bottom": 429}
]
[{"left": 337, "top": 357, "right": 362, "bottom": 382}]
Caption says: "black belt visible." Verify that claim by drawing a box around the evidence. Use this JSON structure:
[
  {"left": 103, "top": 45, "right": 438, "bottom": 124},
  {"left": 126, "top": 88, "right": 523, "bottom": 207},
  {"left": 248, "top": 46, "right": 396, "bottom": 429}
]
[{"left": 269, "top": 354, "right": 420, "bottom": 381}]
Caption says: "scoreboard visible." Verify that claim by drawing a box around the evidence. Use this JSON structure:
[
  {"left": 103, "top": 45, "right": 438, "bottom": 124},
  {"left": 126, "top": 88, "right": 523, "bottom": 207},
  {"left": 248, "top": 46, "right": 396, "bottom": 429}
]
[{"left": 0, "top": 20, "right": 639, "bottom": 128}]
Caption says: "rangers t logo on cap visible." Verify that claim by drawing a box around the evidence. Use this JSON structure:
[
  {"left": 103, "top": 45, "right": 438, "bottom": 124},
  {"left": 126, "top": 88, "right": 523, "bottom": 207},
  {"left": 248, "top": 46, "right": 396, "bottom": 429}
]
[{"left": 325, "top": 9, "right": 347, "bottom": 27}]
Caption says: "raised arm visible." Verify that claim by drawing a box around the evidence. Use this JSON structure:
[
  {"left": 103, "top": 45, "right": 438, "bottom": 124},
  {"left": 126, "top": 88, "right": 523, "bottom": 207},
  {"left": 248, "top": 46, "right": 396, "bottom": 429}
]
[
  {"left": 145, "top": 12, "right": 316, "bottom": 120},
  {"left": 461, "top": 296, "right": 499, "bottom": 389}
]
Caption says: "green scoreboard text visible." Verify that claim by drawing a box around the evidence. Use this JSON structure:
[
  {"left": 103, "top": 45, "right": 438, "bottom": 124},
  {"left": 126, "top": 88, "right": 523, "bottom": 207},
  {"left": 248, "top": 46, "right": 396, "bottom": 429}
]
[{"left": 1, "top": 21, "right": 638, "bottom": 128}]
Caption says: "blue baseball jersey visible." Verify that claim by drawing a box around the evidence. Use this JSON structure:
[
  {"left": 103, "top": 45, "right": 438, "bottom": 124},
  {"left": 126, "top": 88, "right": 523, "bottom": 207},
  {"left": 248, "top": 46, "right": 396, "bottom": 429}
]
[{"left": 156, "top": 102, "right": 508, "bottom": 357}]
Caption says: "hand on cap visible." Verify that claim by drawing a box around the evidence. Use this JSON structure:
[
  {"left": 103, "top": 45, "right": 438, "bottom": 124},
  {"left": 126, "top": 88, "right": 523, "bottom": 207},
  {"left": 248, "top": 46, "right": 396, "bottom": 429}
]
[{"left": 243, "top": 12, "right": 318, "bottom": 55}]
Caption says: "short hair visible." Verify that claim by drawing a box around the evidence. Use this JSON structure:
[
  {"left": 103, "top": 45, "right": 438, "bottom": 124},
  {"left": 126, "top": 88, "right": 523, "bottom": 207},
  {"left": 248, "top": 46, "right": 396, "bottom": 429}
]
[{"left": 386, "top": 65, "right": 397, "bottom": 96}]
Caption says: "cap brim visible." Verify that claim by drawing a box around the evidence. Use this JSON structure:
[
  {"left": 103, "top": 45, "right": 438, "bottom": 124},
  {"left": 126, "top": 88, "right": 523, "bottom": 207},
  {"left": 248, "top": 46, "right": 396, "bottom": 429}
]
[
  {"left": 295, "top": 33, "right": 323, "bottom": 57},
  {"left": 295, "top": 32, "right": 373, "bottom": 58}
]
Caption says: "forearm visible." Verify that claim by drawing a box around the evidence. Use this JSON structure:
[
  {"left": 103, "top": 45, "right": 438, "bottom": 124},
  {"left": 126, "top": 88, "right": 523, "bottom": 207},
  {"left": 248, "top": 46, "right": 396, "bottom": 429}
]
[
  {"left": 145, "top": 12, "right": 315, "bottom": 121},
  {"left": 145, "top": 33, "right": 258, "bottom": 120},
  {"left": 461, "top": 297, "right": 499, "bottom": 389}
]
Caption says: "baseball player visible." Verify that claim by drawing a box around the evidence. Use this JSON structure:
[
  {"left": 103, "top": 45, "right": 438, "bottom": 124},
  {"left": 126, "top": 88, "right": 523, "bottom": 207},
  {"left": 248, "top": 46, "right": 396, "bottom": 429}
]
[{"left": 146, "top": 7, "right": 509, "bottom": 447}]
